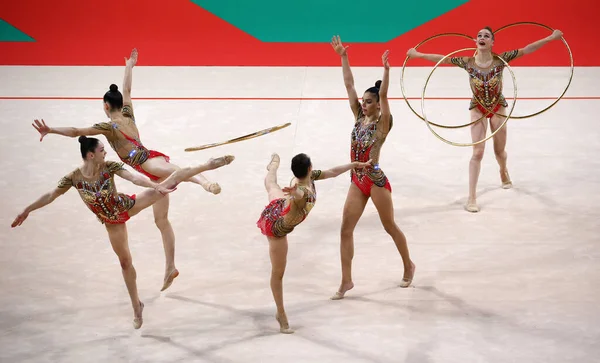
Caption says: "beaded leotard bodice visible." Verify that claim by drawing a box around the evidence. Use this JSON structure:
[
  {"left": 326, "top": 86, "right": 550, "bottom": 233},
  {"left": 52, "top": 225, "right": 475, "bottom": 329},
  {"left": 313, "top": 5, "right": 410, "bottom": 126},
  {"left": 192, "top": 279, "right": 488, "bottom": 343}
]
[
  {"left": 92, "top": 104, "right": 150, "bottom": 168},
  {"left": 58, "top": 161, "right": 135, "bottom": 224},
  {"left": 350, "top": 108, "right": 392, "bottom": 187},
  {"left": 450, "top": 50, "right": 519, "bottom": 110},
  {"left": 265, "top": 169, "right": 321, "bottom": 237}
]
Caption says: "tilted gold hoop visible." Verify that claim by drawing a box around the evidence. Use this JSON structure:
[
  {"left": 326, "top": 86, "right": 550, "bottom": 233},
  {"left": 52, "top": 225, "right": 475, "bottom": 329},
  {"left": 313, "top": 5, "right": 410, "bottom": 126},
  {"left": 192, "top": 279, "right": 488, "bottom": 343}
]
[
  {"left": 184, "top": 122, "right": 291, "bottom": 152},
  {"left": 421, "top": 47, "right": 517, "bottom": 147}
]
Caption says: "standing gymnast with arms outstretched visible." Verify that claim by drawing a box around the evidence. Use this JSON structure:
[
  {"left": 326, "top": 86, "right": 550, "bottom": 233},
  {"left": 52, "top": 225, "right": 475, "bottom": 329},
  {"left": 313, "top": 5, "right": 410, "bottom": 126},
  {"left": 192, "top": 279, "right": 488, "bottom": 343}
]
[
  {"left": 329, "top": 36, "right": 415, "bottom": 300},
  {"left": 407, "top": 26, "right": 563, "bottom": 212},
  {"left": 32, "top": 49, "right": 225, "bottom": 290}
]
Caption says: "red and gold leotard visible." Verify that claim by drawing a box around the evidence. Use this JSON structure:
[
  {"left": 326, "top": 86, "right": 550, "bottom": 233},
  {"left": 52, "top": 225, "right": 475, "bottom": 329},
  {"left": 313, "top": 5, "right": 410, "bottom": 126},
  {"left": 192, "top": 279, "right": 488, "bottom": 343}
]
[
  {"left": 257, "top": 170, "right": 322, "bottom": 238},
  {"left": 58, "top": 161, "right": 136, "bottom": 224},
  {"left": 350, "top": 107, "right": 392, "bottom": 196},
  {"left": 92, "top": 103, "right": 170, "bottom": 181},
  {"left": 450, "top": 50, "right": 519, "bottom": 117}
]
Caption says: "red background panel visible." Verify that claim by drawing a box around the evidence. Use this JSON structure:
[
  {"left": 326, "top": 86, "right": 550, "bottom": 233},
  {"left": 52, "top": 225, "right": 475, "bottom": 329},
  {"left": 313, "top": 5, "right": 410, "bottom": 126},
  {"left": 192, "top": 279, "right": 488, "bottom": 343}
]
[{"left": 0, "top": 0, "right": 594, "bottom": 66}]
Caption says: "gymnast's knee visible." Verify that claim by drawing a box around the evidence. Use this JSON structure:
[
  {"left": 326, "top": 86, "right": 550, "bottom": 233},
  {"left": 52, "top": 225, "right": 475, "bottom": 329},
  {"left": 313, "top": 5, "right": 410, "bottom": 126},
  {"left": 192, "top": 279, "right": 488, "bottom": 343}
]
[
  {"left": 471, "top": 147, "right": 485, "bottom": 162},
  {"left": 494, "top": 149, "right": 507, "bottom": 159},
  {"left": 119, "top": 255, "right": 133, "bottom": 270},
  {"left": 340, "top": 222, "right": 356, "bottom": 240},
  {"left": 154, "top": 213, "right": 171, "bottom": 230},
  {"left": 381, "top": 220, "right": 399, "bottom": 236},
  {"left": 271, "top": 267, "right": 285, "bottom": 281}
]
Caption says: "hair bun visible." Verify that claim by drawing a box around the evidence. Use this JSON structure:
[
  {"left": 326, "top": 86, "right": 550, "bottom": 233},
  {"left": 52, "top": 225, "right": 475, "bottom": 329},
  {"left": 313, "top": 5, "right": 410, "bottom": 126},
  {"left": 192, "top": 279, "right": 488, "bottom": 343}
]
[
  {"left": 375, "top": 80, "right": 382, "bottom": 89},
  {"left": 109, "top": 84, "right": 118, "bottom": 92},
  {"left": 78, "top": 135, "right": 87, "bottom": 144}
]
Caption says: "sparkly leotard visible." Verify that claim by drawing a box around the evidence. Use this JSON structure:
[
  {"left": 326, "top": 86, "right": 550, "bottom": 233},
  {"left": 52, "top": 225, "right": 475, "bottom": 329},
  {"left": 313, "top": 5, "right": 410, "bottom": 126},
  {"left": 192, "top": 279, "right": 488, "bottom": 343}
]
[
  {"left": 58, "top": 161, "right": 136, "bottom": 224},
  {"left": 450, "top": 50, "right": 519, "bottom": 117},
  {"left": 350, "top": 107, "right": 393, "bottom": 196},
  {"left": 257, "top": 170, "right": 322, "bottom": 238},
  {"left": 92, "top": 103, "right": 170, "bottom": 180}
]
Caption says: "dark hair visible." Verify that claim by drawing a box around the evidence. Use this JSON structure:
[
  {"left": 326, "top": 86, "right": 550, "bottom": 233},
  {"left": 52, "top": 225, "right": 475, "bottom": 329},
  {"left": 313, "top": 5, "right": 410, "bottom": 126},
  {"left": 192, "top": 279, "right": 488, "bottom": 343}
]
[
  {"left": 364, "top": 80, "right": 382, "bottom": 101},
  {"left": 103, "top": 84, "right": 123, "bottom": 110},
  {"left": 482, "top": 26, "right": 495, "bottom": 40},
  {"left": 78, "top": 136, "right": 100, "bottom": 159},
  {"left": 291, "top": 153, "right": 312, "bottom": 178}
]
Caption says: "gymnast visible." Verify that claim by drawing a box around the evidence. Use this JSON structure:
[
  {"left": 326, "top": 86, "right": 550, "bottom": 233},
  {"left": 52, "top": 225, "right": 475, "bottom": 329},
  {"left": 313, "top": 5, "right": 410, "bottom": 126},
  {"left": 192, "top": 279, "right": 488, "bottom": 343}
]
[
  {"left": 407, "top": 27, "right": 563, "bottom": 212},
  {"left": 12, "top": 135, "right": 234, "bottom": 329},
  {"left": 258, "top": 152, "right": 372, "bottom": 333},
  {"left": 330, "top": 36, "right": 415, "bottom": 300}
]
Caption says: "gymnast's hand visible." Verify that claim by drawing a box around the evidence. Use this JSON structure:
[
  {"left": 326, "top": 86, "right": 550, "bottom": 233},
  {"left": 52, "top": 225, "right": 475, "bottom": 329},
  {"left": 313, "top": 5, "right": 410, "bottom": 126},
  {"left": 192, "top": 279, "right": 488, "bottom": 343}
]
[
  {"left": 382, "top": 50, "right": 390, "bottom": 70},
  {"left": 155, "top": 184, "right": 176, "bottom": 195},
  {"left": 353, "top": 159, "right": 374, "bottom": 170},
  {"left": 282, "top": 184, "right": 298, "bottom": 195},
  {"left": 32, "top": 119, "right": 50, "bottom": 142},
  {"left": 11, "top": 211, "right": 29, "bottom": 228},
  {"left": 282, "top": 183, "right": 305, "bottom": 199},
  {"left": 125, "top": 48, "right": 138, "bottom": 67},
  {"left": 406, "top": 48, "right": 419, "bottom": 59},
  {"left": 331, "top": 35, "right": 349, "bottom": 56},
  {"left": 550, "top": 30, "right": 563, "bottom": 40}
]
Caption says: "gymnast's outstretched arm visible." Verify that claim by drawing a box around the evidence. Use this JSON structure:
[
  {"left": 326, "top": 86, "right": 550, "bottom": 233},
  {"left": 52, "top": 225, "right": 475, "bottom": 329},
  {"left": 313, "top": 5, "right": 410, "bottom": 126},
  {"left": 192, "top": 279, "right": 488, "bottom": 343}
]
[
  {"left": 11, "top": 181, "right": 71, "bottom": 228},
  {"left": 517, "top": 29, "right": 563, "bottom": 58},
  {"left": 318, "top": 160, "right": 373, "bottom": 180},
  {"left": 122, "top": 48, "right": 137, "bottom": 106},
  {"left": 405, "top": 48, "right": 455, "bottom": 64},
  {"left": 114, "top": 168, "right": 174, "bottom": 195},
  {"left": 32, "top": 118, "right": 108, "bottom": 141},
  {"left": 331, "top": 35, "right": 360, "bottom": 119},
  {"left": 379, "top": 50, "right": 392, "bottom": 133}
]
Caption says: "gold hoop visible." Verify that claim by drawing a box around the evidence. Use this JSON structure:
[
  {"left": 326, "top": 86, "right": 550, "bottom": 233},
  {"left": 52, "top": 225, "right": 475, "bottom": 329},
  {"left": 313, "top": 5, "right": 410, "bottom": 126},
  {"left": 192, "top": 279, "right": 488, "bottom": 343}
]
[
  {"left": 469, "top": 21, "right": 574, "bottom": 119},
  {"left": 401, "top": 32, "right": 493, "bottom": 129},
  {"left": 184, "top": 122, "right": 291, "bottom": 152},
  {"left": 421, "top": 47, "right": 517, "bottom": 147}
]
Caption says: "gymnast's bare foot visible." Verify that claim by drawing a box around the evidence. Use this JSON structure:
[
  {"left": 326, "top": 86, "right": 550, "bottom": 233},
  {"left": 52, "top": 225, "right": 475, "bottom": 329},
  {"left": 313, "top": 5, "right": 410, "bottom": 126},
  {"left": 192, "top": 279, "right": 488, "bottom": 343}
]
[
  {"left": 161, "top": 268, "right": 179, "bottom": 291},
  {"left": 276, "top": 312, "right": 294, "bottom": 334},
  {"left": 464, "top": 198, "right": 480, "bottom": 213},
  {"left": 208, "top": 155, "right": 235, "bottom": 169},
  {"left": 133, "top": 301, "right": 144, "bottom": 329},
  {"left": 331, "top": 281, "right": 354, "bottom": 300},
  {"left": 500, "top": 169, "right": 512, "bottom": 189},
  {"left": 205, "top": 182, "right": 222, "bottom": 195},
  {"left": 400, "top": 261, "right": 415, "bottom": 288},
  {"left": 267, "top": 153, "right": 280, "bottom": 171}
]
